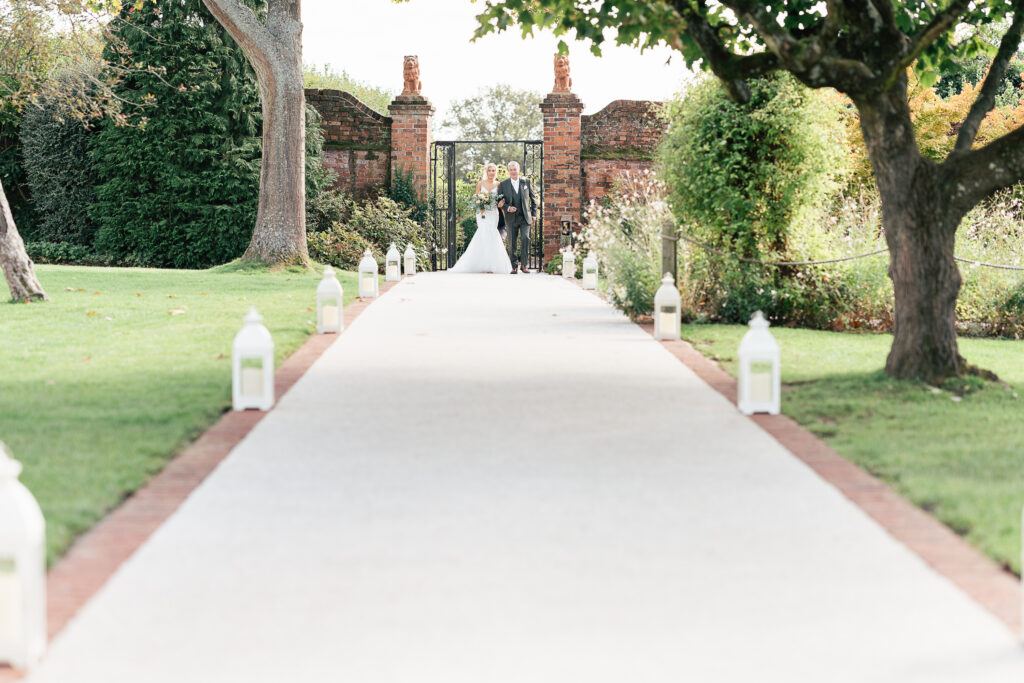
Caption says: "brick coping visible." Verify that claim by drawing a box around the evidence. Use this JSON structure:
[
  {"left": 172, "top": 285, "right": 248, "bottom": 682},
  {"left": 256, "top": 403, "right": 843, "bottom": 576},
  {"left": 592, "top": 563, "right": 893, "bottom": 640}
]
[
  {"left": 0, "top": 280, "right": 400, "bottom": 681},
  {"left": 636, "top": 320, "right": 1022, "bottom": 637}
]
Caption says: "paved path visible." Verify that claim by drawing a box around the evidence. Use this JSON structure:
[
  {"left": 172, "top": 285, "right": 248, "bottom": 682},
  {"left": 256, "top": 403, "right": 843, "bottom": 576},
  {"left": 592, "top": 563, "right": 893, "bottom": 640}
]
[{"left": 27, "top": 274, "right": 1024, "bottom": 682}]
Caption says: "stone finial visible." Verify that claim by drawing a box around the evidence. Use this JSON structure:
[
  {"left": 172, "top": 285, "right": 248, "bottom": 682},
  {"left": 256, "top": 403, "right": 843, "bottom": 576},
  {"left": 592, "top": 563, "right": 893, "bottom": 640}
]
[
  {"left": 553, "top": 54, "right": 572, "bottom": 93},
  {"left": 402, "top": 55, "right": 422, "bottom": 96}
]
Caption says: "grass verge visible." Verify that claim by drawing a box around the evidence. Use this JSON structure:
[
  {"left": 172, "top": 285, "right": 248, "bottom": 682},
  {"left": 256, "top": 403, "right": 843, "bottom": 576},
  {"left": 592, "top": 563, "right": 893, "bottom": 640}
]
[
  {"left": 680, "top": 323, "right": 1024, "bottom": 575},
  {"left": 1, "top": 264, "right": 359, "bottom": 564}
]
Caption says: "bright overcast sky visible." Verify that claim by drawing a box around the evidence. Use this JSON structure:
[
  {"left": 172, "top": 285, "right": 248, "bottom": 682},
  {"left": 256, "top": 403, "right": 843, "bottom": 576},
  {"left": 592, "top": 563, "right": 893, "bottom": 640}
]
[{"left": 303, "top": 0, "right": 695, "bottom": 130}]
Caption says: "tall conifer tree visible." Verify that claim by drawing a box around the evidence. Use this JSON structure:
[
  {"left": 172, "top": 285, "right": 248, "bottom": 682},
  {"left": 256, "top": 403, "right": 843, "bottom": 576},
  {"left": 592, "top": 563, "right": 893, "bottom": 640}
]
[{"left": 90, "top": 0, "right": 263, "bottom": 268}]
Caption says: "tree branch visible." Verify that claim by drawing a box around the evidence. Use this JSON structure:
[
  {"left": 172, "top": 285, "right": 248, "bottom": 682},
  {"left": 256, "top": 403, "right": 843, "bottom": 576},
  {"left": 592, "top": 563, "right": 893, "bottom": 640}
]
[
  {"left": 953, "top": 4, "right": 1024, "bottom": 153},
  {"left": 880, "top": 0, "right": 971, "bottom": 91},
  {"left": 950, "top": 124, "right": 1024, "bottom": 211},
  {"left": 200, "top": 0, "right": 274, "bottom": 73},
  {"left": 668, "top": 1, "right": 780, "bottom": 102}
]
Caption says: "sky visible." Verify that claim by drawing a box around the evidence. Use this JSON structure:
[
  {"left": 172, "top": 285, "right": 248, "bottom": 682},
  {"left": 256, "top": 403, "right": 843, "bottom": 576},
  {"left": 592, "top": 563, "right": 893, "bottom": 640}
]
[{"left": 302, "top": 0, "right": 696, "bottom": 131}]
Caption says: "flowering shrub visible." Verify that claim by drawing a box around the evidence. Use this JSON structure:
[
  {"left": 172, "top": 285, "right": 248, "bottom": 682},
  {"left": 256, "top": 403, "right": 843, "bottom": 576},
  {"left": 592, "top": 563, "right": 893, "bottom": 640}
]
[
  {"left": 307, "top": 194, "right": 428, "bottom": 270},
  {"left": 578, "top": 171, "right": 671, "bottom": 320}
]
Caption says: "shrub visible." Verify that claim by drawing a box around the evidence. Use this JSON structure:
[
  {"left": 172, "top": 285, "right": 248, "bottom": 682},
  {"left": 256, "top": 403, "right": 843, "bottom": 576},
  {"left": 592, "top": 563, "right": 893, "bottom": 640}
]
[
  {"left": 307, "top": 226, "right": 374, "bottom": 270},
  {"left": 578, "top": 172, "right": 669, "bottom": 320},
  {"left": 309, "top": 194, "right": 428, "bottom": 270},
  {"left": 389, "top": 166, "right": 428, "bottom": 226},
  {"left": 19, "top": 74, "right": 99, "bottom": 246},
  {"left": 89, "top": 0, "right": 263, "bottom": 268},
  {"left": 659, "top": 73, "right": 849, "bottom": 326},
  {"left": 25, "top": 241, "right": 118, "bottom": 266}
]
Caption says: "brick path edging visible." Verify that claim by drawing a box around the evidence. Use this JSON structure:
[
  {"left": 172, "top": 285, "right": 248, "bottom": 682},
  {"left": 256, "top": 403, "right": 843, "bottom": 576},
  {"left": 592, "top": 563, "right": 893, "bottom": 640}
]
[
  {"left": 637, "top": 320, "right": 1023, "bottom": 637},
  {"left": 0, "top": 280, "right": 400, "bottom": 681}
]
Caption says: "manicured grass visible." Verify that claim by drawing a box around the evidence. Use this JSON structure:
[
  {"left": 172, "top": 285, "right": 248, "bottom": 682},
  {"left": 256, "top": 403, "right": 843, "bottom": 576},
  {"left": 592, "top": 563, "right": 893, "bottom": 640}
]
[
  {"left": 1, "top": 264, "right": 359, "bottom": 565},
  {"left": 680, "top": 323, "right": 1024, "bottom": 574}
]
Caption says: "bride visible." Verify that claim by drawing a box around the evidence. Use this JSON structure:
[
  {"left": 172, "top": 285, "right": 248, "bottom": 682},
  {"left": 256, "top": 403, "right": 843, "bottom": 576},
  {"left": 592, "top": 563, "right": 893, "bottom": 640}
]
[{"left": 449, "top": 163, "right": 513, "bottom": 274}]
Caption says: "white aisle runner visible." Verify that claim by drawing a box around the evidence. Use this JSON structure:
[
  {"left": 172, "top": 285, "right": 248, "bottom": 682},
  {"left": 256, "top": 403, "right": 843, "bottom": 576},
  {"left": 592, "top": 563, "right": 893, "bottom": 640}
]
[{"left": 27, "top": 273, "right": 1024, "bottom": 682}]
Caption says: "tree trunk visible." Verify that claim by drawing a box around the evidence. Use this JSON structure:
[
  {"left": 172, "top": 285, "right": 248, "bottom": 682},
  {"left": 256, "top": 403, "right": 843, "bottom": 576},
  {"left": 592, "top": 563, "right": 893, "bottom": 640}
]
[
  {"left": 202, "top": 0, "right": 307, "bottom": 266},
  {"left": 244, "top": 65, "right": 306, "bottom": 263},
  {"left": 855, "top": 79, "right": 965, "bottom": 382},
  {"left": 0, "top": 177, "right": 48, "bottom": 302}
]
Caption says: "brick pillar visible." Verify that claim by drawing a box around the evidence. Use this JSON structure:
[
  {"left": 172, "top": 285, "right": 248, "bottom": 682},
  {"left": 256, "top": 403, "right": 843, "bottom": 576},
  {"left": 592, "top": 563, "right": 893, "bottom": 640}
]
[
  {"left": 388, "top": 95, "right": 434, "bottom": 200},
  {"left": 540, "top": 93, "right": 584, "bottom": 265}
]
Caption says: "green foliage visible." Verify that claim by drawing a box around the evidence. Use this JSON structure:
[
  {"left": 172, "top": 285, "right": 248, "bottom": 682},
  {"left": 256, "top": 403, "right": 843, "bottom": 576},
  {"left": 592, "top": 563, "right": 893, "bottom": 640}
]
[
  {"left": 307, "top": 225, "right": 373, "bottom": 270},
  {"left": 303, "top": 63, "right": 393, "bottom": 115},
  {"left": 20, "top": 77, "right": 98, "bottom": 245},
  {"left": 659, "top": 74, "right": 848, "bottom": 326},
  {"left": 24, "top": 241, "right": 117, "bottom": 266},
  {"left": 88, "top": 0, "right": 263, "bottom": 268},
  {"left": 0, "top": 130, "right": 36, "bottom": 237},
  {"left": 304, "top": 103, "right": 348, "bottom": 233},
  {"left": 389, "top": 166, "right": 428, "bottom": 225},
  {"left": 309, "top": 194, "right": 428, "bottom": 270}
]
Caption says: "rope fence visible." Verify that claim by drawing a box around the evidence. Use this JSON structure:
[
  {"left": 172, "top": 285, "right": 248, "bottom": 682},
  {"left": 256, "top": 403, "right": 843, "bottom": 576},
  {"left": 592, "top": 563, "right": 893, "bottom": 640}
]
[{"left": 669, "top": 229, "right": 1024, "bottom": 271}]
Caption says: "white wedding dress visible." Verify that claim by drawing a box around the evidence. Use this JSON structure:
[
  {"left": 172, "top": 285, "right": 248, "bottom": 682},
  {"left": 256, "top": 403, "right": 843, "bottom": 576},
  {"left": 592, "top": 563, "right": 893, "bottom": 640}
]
[{"left": 449, "top": 187, "right": 513, "bottom": 274}]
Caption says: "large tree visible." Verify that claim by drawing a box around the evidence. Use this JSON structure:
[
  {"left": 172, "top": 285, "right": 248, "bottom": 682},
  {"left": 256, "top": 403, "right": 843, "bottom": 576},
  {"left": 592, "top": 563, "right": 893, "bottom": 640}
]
[
  {"left": 473, "top": 0, "right": 1024, "bottom": 382},
  {"left": 201, "top": 0, "right": 308, "bottom": 265}
]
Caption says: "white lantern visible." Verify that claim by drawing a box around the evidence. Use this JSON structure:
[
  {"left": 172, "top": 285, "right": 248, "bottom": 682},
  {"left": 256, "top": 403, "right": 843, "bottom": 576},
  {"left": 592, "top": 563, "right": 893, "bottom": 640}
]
[
  {"left": 316, "top": 266, "right": 344, "bottom": 334},
  {"left": 562, "top": 248, "right": 575, "bottom": 279},
  {"left": 0, "top": 442, "right": 46, "bottom": 671},
  {"left": 232, "top": 307, "right": 274, "bottom": 411},
  {"left": 385, "top": 243, "right": 401, "bottom": 282},
  {"left": 582, "top": 253, "right": 598, "bottom": 290},
  {"left": 404, "top": 244, "right": 416, "bottom": 276},
  {"left": 358, "top": 249, "right": 379, "bottom": 298},
  {"left": 737, "top": 310, "right": 781, "bottom": 415},
  {"left": 653, "top": 273, "right": 681, "bottom": 341}
]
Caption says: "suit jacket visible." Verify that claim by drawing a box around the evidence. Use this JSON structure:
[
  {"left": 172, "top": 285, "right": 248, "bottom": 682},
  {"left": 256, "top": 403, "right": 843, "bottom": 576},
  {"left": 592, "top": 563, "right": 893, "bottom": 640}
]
[{"left": 498, "top": 177, "right": 538, "bottom": 226}]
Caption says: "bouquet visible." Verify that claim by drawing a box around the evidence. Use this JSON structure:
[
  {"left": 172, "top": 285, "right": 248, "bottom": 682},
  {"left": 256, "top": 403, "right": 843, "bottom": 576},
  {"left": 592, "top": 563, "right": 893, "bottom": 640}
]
[{"left": 474, "top": 191, "right": 503, "bottom": 216}]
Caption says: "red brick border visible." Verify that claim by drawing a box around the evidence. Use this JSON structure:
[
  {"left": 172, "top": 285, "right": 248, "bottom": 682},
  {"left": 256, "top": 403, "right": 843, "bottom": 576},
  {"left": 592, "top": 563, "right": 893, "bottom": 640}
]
[
  {"left": 637, "top": 320, "right": 1022, "bottom": 636},
  {"left": 0, "top": 281, "right": 399, "bottom": 681}
]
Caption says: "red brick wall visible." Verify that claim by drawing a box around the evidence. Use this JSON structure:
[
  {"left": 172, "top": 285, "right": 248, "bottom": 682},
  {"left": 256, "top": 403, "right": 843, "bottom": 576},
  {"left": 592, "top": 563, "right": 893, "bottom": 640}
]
[
  {"left": 388, "top": 95, "right": 434, "bottom": 201},
  {"left": 540, "top": 93, "right": 585, "bottom": 261},
  {"left": 305, "top": 88, "right": 391, "bottom": 199},
  {"left": 581, "top": 159, "right": 658, "bottom": 207},
  {"left": 580, "top": 100, "right": 666, "bottom": 207}
]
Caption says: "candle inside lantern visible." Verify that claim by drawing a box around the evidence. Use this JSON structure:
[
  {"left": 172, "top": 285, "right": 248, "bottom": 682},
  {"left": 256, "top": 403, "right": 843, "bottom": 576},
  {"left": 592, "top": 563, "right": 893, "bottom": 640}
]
[
  {"left": 658, "top": 306, "right": 677, "bottom": 337},
  {"left": 0, "top": 557, "right": 21, "bottom": 643},
  {"left": 387, "top": 263, "right": 400, "bottom": 280},
  {"left": 749, "top": 363, "right": 774, "bottom": 403},
  {"left": 241, "top": 367, "right": 263, "bottom": 397},
  {"left": 362, "top": 274, "right": 375, "bottom": 292},
  {"left": 322, "top": 305, "right": 338, "bottom": 330}
]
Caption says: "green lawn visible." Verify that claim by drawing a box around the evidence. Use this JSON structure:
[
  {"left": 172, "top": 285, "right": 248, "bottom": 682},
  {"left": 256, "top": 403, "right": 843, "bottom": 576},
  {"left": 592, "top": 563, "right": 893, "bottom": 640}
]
[
  {"left": 1, "top": 263, "right": 359, "bottom": 564},
  {"left": 680, "top": 323, "right": 1024, "bottom": 574}
]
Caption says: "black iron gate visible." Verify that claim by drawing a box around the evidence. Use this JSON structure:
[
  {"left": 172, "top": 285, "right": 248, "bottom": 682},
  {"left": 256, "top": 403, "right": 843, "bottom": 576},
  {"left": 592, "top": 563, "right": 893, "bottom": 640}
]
[{"left": 429, "top": 140, "right": 543, "bottom": 271}]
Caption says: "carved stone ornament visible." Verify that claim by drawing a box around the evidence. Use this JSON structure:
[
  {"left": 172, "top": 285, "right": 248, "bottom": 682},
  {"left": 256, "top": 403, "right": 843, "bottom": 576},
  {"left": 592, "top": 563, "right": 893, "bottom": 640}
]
[
  {"left": 402, "top": 55, "right": 422, "bottom": 96},
  {"left": 553, "top": 54, "right": 572, "bottom": 93}
]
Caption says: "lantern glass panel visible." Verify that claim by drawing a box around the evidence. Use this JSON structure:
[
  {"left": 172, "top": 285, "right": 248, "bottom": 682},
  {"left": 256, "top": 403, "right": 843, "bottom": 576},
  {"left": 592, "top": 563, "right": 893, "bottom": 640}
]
[
  {"left": 658, "top": 305, "right": 677, "bottom": 335},
  {"left": 404, "top": 256, "right": 415, "bottom": 273},
  {"left": 387, "top": 261, "right": 400, "bottom": 279},
  {"left": 361, "top": 272, "right": 376, "bottom": 292},
  {"left": 0, "top": 556, "right": 20, "bottom": 642},
  {"left": 749, "top": 361, "right": 774, "bottom": 403},
  {"left": 322, "top": 303, "right": 339, "bottom": 330},
  {"left": 240, "top": 358, "right": 264, "bottom": 397}
]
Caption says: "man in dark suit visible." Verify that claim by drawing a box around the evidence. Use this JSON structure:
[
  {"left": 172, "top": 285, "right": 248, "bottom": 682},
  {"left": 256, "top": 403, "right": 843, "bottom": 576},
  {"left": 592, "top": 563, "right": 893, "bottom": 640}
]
[{"left": 497, "top": 161, "right": 538, "bottom": 274}]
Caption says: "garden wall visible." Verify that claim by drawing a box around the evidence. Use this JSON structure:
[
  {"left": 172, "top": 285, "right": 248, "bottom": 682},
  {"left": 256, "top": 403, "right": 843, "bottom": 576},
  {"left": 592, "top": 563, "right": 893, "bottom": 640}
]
[
  {"left": 305, "top": 89, "right": 391, "bottom": 199},
  {"left": 580, "top": 100, "right": 665, "bottom": 208}
]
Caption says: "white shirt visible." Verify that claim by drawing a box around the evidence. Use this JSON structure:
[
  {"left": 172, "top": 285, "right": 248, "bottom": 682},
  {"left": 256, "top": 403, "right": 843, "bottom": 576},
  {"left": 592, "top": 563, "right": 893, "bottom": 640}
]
[{"left": 510, "top": 177, "right": 520, "bottom": 194}]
